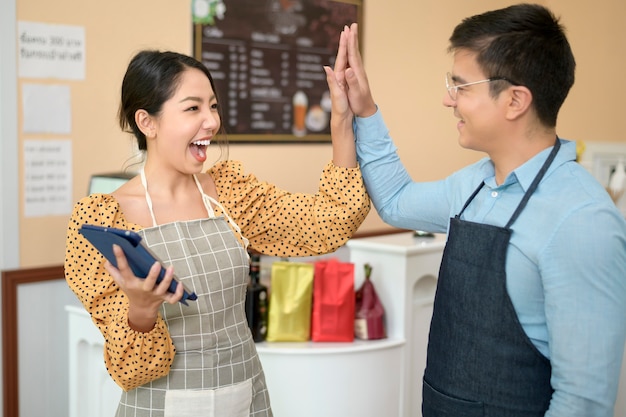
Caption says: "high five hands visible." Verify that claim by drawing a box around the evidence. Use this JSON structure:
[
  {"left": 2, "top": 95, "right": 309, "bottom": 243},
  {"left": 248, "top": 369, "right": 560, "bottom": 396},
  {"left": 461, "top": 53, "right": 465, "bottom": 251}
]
[{"left": 324, "top": 23, "right": 377, "bottom": 121}]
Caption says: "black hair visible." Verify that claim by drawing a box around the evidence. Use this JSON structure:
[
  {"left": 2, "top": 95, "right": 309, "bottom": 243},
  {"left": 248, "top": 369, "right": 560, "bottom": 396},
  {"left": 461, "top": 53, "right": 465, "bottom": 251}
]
[{"left": 449, "top": 3, "right": 576, "bottom": 127}]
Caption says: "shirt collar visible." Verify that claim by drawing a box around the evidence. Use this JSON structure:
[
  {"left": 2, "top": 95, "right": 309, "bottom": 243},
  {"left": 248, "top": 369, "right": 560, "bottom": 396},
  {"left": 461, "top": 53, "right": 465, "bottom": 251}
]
[{"left": 482, "top": 139, "right": 577, "bottom": 191}]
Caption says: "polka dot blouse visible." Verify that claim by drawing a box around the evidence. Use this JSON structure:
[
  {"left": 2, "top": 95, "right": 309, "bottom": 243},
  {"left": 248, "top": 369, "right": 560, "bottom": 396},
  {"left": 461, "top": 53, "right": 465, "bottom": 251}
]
[{"left": 64, "top": 160, "right": 370, "bottom": 391}]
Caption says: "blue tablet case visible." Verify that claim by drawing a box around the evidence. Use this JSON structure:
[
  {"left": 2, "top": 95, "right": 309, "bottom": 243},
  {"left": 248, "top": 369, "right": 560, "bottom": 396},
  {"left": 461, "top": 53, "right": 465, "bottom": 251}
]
[{"left": 78, "top": 224, "right": 198, "bottom": 305}]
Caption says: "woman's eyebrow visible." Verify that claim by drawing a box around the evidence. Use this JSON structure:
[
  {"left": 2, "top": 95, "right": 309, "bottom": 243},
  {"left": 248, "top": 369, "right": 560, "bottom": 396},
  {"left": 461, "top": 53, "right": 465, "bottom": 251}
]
[{"left": 178, "top": 94, "right": 216, "bottom": 103}]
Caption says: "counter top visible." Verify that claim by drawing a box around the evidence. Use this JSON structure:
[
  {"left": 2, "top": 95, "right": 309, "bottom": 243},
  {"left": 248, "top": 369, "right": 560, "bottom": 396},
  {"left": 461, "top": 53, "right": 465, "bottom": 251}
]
[{"left": 347, "top": 231, "right": 447, "bottom": 255}]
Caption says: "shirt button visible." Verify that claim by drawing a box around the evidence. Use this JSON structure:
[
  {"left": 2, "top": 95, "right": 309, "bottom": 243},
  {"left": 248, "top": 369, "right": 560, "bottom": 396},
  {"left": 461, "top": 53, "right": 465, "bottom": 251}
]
[{"left": 491, "top": 191, "right": 498, "bottom": 198}]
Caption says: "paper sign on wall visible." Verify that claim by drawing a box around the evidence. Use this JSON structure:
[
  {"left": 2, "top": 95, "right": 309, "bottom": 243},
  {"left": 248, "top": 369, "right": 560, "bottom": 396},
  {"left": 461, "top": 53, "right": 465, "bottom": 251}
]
[
  {"left": 22, "top": 84, "right": 72, "bottom": 134},
  {"left": 18, "top": 21, "right": 85, "bottom": 80},
  {"left": 24, "top": 139, "right": 73, "bottom": 217}
]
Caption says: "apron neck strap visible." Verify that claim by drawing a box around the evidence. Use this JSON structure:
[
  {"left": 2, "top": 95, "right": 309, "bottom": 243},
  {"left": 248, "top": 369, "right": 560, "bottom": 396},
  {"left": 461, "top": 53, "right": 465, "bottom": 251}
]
[
  {"left": 456, "top": 137, "right": 562, "bottom": 229},
  {"left": 504, "top": 137, "right": 561, "bottom": 229},
  {"left": 140, "top": 169, "right": 158, "bottom": 227}
]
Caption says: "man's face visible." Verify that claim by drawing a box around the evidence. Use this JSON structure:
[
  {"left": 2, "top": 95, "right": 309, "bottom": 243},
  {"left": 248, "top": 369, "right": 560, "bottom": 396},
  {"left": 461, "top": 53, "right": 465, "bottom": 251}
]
[{"left": 443, "top": 50, "right": 509, "bottom": 155}]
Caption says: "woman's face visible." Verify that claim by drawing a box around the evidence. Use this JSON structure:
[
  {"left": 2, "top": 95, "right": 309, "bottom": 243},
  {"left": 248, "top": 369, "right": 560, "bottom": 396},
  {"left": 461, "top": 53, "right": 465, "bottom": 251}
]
[{"left": 149, "top": 67, "right": 220, "bottom": 173}]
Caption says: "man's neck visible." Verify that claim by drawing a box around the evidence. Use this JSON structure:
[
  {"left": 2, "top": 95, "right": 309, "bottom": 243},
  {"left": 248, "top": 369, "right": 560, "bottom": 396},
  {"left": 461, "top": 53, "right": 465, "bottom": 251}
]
[{"left": 491, "top": 130, "right": 557, "bottom": 185}]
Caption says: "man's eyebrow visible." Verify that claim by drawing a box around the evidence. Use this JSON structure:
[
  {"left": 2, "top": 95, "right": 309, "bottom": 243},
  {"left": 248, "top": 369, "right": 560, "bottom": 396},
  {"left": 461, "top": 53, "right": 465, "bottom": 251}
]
[{"left": 451, "top": 74, "right": 466, "bottom": 84}]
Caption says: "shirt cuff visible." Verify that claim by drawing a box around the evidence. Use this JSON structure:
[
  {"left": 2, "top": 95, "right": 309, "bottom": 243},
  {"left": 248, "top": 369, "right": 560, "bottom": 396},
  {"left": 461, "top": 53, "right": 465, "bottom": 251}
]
[{"left": 353, "top": 105, "right": 390, "bottom": 143}]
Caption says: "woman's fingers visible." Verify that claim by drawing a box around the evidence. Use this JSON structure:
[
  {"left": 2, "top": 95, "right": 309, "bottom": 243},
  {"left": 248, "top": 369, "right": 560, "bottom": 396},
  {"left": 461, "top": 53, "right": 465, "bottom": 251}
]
[
  {"left": 333, "top": 27, "right": 348, "bottom": 86},
  {"left": 154, "top": 265, "right": 184, "bottom": 303},
  {"left": 107, "top": 244, "right": 183, "bottom": 304}
]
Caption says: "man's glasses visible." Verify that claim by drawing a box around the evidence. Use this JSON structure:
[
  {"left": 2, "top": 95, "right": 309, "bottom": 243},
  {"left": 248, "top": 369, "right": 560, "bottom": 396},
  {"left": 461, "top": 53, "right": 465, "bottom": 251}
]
[{"left": 445, "top": 72, "right": 516, "bottom": 101}]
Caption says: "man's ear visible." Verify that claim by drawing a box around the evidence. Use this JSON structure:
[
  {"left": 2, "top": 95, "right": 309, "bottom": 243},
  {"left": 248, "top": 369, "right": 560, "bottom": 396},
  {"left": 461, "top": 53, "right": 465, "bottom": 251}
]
[
  {"left": 505, "top": 86, "right": 532, "bottom": 121},
  {"left": 135, "top": 109, "right": 155, "bottom": 138}
]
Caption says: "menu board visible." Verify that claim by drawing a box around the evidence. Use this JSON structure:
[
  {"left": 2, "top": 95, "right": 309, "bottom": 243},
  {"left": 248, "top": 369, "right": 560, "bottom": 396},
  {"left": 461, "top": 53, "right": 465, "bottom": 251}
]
[{"left": 193, "top": 0, "right": 361, "bottom": 142}]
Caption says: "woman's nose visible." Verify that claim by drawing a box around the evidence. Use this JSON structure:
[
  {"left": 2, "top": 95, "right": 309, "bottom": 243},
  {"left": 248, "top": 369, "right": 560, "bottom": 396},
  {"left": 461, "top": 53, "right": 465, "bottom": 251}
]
[{"left": 203, "top": 109, "right": 220, "bottom": 130}]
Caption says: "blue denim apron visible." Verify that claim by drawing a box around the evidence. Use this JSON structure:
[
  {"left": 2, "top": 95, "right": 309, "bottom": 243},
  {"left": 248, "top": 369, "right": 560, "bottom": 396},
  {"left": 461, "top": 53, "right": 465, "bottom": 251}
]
[{"left": 422, "top": 139, "right": 560, "bottom": 417}]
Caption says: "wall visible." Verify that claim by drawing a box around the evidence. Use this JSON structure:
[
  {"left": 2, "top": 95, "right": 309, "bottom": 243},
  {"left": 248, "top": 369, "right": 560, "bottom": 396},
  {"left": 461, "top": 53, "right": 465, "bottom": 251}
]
[
  {"left": 14, "top": 0, "right": 626, "bottom": 268},
  {"left": 1, "top": 0, "right": 19, "bottom": 271}
]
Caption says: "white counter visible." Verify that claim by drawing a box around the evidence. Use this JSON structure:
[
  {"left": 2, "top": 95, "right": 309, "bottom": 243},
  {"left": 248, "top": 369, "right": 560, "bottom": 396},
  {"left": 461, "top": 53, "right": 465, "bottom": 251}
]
[{"left": 258, "top": 232, "right": 446, "bottom": 417}]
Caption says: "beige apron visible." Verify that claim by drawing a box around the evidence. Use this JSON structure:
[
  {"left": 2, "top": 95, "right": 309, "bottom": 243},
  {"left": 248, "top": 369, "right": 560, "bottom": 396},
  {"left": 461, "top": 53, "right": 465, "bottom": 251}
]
[{"left": 115, "top": 171, "right": 272, "bottom": 417}]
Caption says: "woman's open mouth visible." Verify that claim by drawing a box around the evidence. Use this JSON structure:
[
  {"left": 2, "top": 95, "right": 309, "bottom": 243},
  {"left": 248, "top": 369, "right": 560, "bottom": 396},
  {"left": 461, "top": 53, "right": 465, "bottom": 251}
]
[{"left": 190, "top": 139, "right": 210, "bottom": 162}]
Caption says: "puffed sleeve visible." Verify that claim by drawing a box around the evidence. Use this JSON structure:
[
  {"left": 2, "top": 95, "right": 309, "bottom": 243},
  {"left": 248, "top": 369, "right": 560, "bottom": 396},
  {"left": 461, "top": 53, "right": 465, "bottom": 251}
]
[
  {"left": 208, "top": 160, "right": 370, "bottom": 257},
  {"left": 64, "top": 194, "right": 176, "bottom": 391}
]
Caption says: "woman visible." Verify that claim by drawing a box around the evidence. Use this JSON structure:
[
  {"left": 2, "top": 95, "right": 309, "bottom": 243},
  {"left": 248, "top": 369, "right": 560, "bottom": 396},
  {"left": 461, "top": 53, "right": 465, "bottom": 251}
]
[{"left": 64, "top": 36, "right": 369, "bottom": 416}]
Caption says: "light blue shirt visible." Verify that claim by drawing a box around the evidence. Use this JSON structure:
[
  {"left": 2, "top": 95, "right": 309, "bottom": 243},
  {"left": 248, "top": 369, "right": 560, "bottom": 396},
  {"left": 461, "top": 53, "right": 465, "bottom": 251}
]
[{"left": 355, "top": 109, "right": 626, "bottom": 417}]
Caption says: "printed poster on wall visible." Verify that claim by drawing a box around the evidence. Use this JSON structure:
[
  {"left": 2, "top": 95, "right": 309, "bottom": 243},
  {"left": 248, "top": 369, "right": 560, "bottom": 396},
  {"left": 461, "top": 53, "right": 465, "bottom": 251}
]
[
  {"left": 17, "top": 21, "right": 85, "bottom": 80},
  {"left": 23, "top": 139, "right": 73, "bottom": 217},
  {"left": 192, "top": 0, "right": 362, "bottom": 142}
]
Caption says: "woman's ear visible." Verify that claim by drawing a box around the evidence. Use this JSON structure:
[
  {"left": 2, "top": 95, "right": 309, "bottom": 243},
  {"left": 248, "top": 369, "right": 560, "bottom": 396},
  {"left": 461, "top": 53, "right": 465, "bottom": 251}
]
[
  {"left": 505, "top": 86, "right": 532, "bottom": 121},
  {"left": 135, "top": 109, "right": 155, "bottom": 138}
]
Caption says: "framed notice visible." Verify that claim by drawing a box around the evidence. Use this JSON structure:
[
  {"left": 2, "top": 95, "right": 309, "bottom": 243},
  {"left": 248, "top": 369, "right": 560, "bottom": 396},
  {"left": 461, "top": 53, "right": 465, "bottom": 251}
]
[{"left": 192, "top": 0, "right": 363, "bottom": 143}]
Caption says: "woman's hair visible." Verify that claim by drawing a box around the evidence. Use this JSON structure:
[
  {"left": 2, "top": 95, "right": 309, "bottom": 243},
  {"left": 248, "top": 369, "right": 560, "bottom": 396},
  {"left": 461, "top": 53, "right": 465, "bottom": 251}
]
[
  {"left": 117, "top": 50, "right": 228, "bottom": 152},
  {"left": 449, "top": 3, "right": 576, "bottom": 127}
]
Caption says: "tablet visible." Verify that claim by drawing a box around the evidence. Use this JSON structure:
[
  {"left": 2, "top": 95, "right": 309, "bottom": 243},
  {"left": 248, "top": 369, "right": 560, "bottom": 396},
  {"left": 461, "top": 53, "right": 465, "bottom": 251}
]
[{"left": 78, "top": 224, "right": 198, "bottom": 305}]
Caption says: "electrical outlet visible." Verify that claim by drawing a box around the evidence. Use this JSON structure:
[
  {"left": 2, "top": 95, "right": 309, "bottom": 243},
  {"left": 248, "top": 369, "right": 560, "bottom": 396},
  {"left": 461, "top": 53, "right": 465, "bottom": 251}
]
[
  {"left": 593, "top": 154, "right": 625, "bottom": 185},
  {"left": 597, "top": 155, "right": 626, "bottom": 207},
  {"left": 579, "top": 141, "right": 626, "bottom": 217}
]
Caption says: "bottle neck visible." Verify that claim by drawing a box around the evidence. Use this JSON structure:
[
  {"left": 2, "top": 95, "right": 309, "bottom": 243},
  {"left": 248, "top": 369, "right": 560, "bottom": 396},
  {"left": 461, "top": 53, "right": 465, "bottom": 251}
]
[
  {"left": 249, "top": 254, "right": 261, "bottom": 284},
  {"left": 250, "top": 267, "right": 260, "bottom": 283}
]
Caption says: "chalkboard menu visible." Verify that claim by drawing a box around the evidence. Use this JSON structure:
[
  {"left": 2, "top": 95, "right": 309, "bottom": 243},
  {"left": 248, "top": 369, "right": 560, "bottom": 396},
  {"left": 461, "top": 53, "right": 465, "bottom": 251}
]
[{"left": 193, "top": 0, "right": 362, "bottom": 142}]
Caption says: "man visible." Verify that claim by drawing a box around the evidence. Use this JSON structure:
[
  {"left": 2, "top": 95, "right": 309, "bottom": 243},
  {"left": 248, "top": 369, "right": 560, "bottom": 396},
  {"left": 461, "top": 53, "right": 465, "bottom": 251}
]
[{"left": 325, "top": 4, "right": 626, "bottom": 416}]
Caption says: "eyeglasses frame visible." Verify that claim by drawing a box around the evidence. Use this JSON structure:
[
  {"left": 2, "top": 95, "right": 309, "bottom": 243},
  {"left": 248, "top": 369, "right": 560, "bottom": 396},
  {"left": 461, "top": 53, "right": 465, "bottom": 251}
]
[{"left": 445, "top": 72, "right": 518, "bottom": 101}]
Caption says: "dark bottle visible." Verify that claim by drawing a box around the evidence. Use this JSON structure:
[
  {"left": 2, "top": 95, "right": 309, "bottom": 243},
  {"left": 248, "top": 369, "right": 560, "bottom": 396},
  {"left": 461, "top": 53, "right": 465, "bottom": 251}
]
[{"left": 245, "top": 252, "right": 268, "bottom": 342}]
